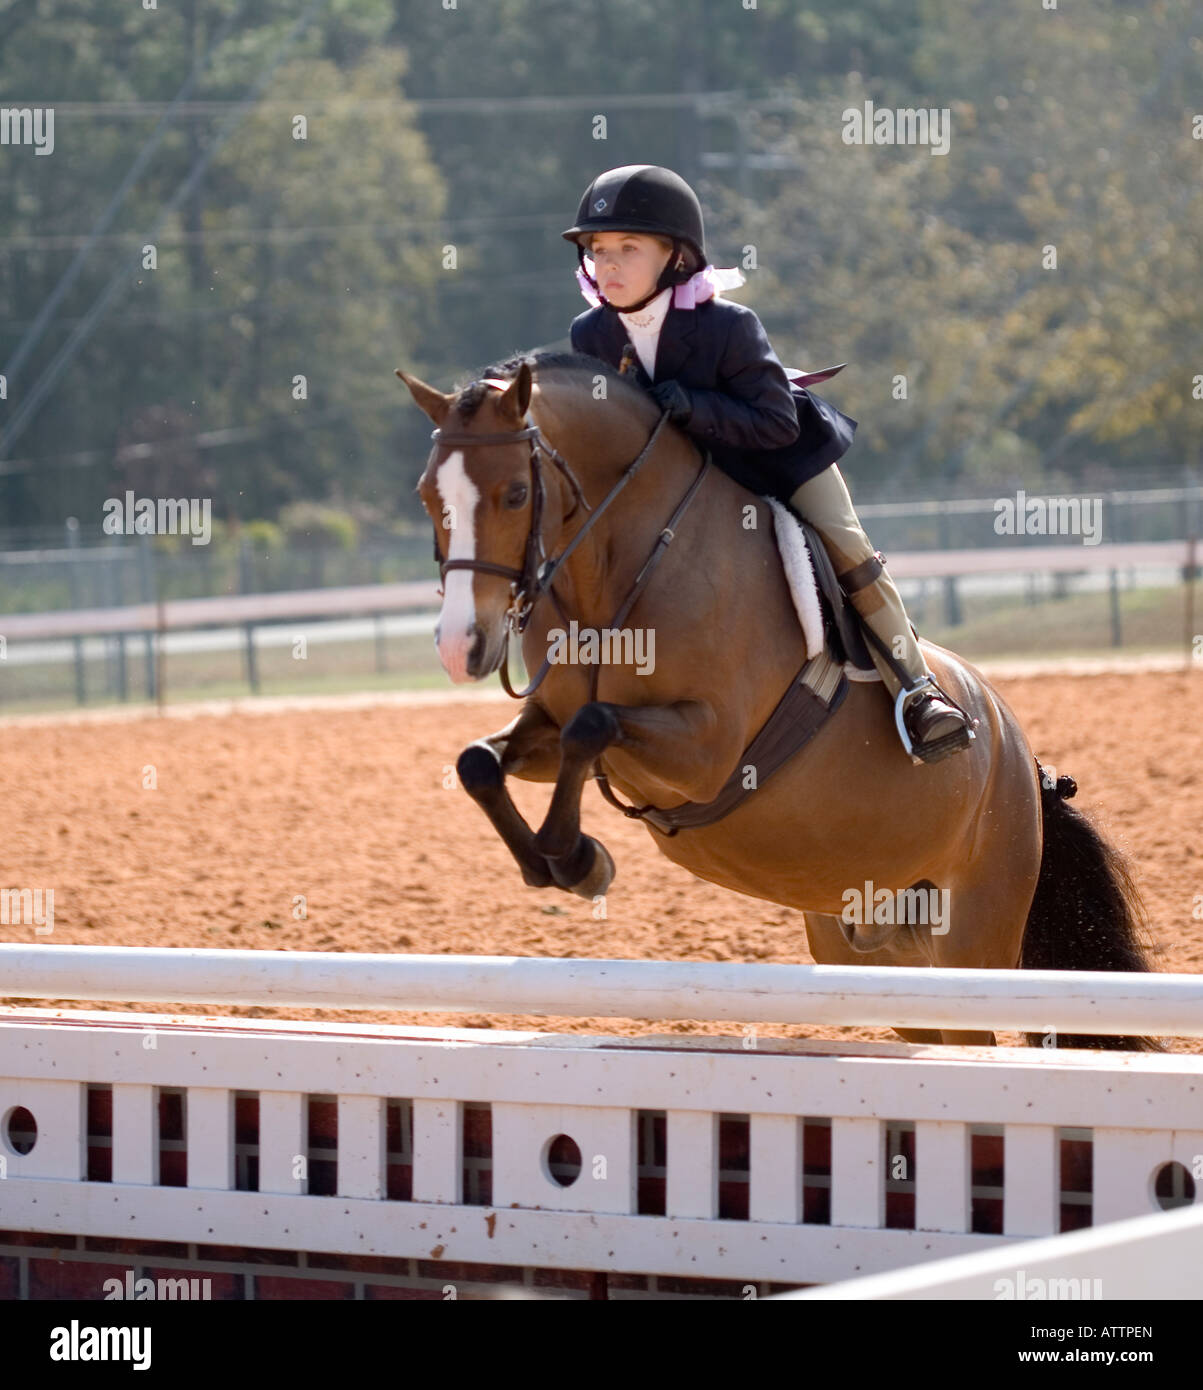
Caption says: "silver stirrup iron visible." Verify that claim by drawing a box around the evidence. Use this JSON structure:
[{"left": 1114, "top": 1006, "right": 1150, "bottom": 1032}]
[{"left": 894, "top": 676, "right": 978, "bottom": 764}]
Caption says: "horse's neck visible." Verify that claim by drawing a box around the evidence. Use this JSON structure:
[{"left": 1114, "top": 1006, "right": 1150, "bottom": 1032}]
[
  {"left": 538, "top": 398, "right": 698, "bottom": 621},
  {"left": 539, "top": 392, "right": 659, "bottom": 493}
]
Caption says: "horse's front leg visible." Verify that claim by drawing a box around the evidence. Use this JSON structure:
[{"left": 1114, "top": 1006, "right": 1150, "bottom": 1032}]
[
  {"left": 455, "top": 700, "right": 563, "bottom": 888},
  {"left": 534, "top": 699, "right": 722, "bottom": 894}
]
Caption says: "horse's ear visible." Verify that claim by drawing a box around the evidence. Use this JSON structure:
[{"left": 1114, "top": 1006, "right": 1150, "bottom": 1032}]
[
  {"left": 497, "top": 361, "right": 532, "bottom": 421},
  {"left": 396, "top": 368, "right": 452, "bottom": 425}
]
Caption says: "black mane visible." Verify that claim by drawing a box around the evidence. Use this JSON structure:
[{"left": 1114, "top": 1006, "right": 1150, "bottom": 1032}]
[{"left": 453, "top": 350, "right": 657, "bottom": 422}]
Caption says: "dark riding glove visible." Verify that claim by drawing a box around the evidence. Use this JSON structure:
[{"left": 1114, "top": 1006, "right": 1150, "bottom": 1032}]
[{"left": 648, "top": 378, "right": 693, "bottom": 424}]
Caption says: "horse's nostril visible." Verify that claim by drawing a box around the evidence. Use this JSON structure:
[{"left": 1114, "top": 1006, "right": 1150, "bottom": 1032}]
[{"left": 467, "top": 623, "right": 484, "bottom": 669}]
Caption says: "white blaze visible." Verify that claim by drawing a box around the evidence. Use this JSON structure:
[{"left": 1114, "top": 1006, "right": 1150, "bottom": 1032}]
[{"left": 435, "top": 451, "right": 480, "bottom": 682}]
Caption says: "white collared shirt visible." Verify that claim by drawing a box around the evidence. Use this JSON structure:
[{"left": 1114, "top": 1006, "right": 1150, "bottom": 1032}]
[{"left": 617, "top": 287, "right": 673, "bottom": 379}]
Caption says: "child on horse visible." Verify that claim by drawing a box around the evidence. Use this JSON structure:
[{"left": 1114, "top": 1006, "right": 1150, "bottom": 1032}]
[{"left": 563, "top": 163, "right": 972, "bottom": 764}]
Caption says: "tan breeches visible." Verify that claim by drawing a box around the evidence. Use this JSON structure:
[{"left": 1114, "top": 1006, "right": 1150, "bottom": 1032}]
[{"left": 788, "top": 466, "right": 930, "bottom": 696}]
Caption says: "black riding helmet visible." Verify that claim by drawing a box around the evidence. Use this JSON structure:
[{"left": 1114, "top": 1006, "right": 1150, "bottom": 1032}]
[{"left": 562, "top": 165, "right": 707, "bottom": 313}]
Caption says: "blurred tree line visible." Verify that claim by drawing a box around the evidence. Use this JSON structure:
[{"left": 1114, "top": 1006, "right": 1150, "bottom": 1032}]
[{"left": 0, "top": 0, "right": 1199, "bottom": 537}]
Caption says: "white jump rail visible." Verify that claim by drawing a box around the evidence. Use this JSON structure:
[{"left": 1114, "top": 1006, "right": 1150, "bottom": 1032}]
[
  {"left": 1, "top": 944, "right": 1203, "bottom": 1036},
  {"left": 774, "top": 1202, "right": 1203, "bottom": 1300},
  {"left": 3, "top": 947, "right": 1203, "bottom": 1294}
]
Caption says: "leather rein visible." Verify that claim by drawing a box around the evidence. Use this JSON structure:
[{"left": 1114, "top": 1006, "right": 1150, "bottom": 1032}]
[{"left": 429, "top": 399, "right": 710, "bottom": 702}]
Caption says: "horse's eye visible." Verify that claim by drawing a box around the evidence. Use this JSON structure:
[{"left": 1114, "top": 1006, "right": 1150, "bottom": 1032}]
[{"left": 504, "top": 482, "right": 529, "bottom": 509}]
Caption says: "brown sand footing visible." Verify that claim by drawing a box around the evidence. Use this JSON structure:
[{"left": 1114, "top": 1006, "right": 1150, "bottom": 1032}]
[{"left": 1, "top": 672, "right": 1198, "bottom": 1051}]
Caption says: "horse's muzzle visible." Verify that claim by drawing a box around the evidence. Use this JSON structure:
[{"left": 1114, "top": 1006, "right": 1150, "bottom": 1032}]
[{"left": 435, "top": 620, "right": 504, "bottom": 683}]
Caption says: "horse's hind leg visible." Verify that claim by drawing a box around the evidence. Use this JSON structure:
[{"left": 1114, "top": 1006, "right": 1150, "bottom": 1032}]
[
  {"left": 802, "top": 908, "right": 999, "bottom": 1048},
  {"left": 456, "top": 701, "right": 565, "bottom": 889},
  {"left": 887, "top": 865, "right": 1042, "bottom": 1046}
]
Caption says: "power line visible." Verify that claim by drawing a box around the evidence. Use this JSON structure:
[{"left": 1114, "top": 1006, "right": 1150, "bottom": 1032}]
[
  {"left": 0, "top": 408, "right": 352, "bottom": 477},
  {"left": 0, "top": 213, "right": 562, "bottom": 255},
  {"left": 16, "top": 91, "right": 766, "bottom": 118},
  {"left": 0, "top": 330, "right": 574, "bottom": 476},
  {"left": 0, "top": 272, "right": 583, "bottom": 332},
  {"left": 0, "top": 0, "right": 330, "bottom": 464},
  {"left": 0, "top": 0, "right": 251, "bottom": 389}
]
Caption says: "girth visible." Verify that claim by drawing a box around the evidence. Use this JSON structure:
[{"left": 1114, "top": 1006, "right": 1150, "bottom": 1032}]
[{"left": 592, "top": 647, "right": 848, "bottom": 836}]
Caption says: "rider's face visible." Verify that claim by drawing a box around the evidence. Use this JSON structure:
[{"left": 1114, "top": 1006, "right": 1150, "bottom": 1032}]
[{"left": 587, "top": 232, "right": 674, "bottom": 308}]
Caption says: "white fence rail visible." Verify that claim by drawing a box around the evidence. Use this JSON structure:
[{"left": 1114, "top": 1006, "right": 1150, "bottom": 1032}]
[
  {"left": 2, "top": 539, "right": 1190, "bottom": 642},
  {"left": 0, "top": 541, "right": 1194, "bottom": 644},
  {"left": 0, "top": 579, "right": 439, "bottom": 642},
  {"left": 886, "top": 538, "right": 1194, "bottom": 579},
  {"left": 3, "top": 537, "right": 1196, "bottom": 706}
]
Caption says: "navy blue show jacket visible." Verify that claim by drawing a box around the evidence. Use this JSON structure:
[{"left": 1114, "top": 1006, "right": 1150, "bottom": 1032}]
[{"left": 569, "top": 295, "right": 856, "bottom": 501}]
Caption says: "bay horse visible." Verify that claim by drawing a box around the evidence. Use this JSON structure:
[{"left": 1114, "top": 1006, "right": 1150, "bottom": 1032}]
[{"left": 396, "top": 353, "right": 1159, "bottom": 1050}]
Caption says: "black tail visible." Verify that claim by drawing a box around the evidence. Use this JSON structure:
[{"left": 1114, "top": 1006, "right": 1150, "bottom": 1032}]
[{"left": 1020, "top": 762, "right": 1164, "bottom": 1051}]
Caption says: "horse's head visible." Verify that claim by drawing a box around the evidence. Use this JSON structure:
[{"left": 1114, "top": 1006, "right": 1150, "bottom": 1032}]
[{"left": 398, "top": 361, "right": 542, "bottom": 683}]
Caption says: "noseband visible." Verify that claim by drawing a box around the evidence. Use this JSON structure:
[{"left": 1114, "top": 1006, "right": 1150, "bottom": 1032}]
[{"left": 428, "top": 392, "right": 697, "bottom": 698}]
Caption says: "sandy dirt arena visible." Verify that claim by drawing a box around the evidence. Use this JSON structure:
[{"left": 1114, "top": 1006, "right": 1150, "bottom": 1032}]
[{"left": 1, "top": 670, "right": 1200, "bottom": 1050}]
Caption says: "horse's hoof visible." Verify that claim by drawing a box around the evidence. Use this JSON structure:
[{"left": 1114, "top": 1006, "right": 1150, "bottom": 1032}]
[{"left": 550, "top": 836, "right": 615, "bottom": 899}]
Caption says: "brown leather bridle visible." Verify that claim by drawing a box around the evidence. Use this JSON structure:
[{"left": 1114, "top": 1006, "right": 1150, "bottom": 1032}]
[
  {"left": 428, "top": 400, "right": 706, "bottom": 699},
  {"left": 429, "top": 418, "right": 588, "bottom": 643}
]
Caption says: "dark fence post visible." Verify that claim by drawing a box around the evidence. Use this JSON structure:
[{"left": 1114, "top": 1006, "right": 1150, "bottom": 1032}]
[
  {"left": 937, "top": 503, "right": 961, "bottom": 626},
  {"left": 238, "top": 538, "right": 259, "bottom": 693},
  {"left": 111, "top": 540, "right": 128, "bottom": 701},
  {"left": 243, "top": 624, "right": 259, "bottom": 694},
  {"left": 238, "top": 537, "right": 253, "bottom": 594},
  {"left": 65, "top": 518, "right": 86, "bottom": 705},
  {"left": 1108, "top": 569, "right": 1122, "bottom": 647},
  {"left": 137, "top": 532, "right": 157, "bottom": 702}
]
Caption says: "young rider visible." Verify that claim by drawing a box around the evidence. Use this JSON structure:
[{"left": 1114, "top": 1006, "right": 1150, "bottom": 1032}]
[{"left": 563, "top": 163, "right": 972, "bottom": 764}]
